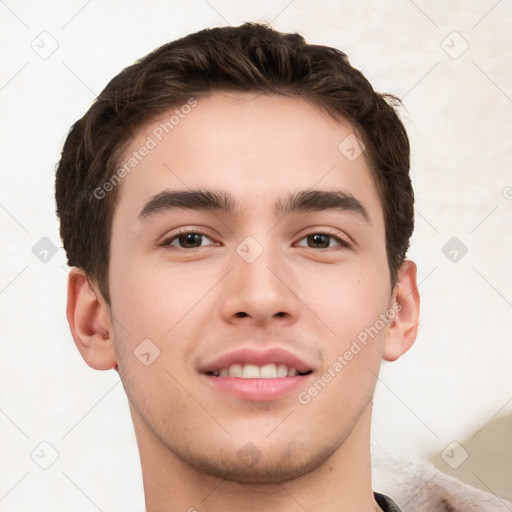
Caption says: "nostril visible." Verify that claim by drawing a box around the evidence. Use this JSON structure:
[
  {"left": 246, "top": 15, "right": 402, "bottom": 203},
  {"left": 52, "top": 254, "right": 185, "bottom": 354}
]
[
  {"left": 235, "top": 312, "right": 248, "bottom": 318},
  {"left": 275, "top": 312, "right": 286, "bottom": 317}
]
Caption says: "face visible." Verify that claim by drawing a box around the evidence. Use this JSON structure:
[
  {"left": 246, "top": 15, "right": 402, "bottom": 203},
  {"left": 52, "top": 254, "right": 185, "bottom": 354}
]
[{"left": 108, "top": 92, "right": 394, "bottom": 483}]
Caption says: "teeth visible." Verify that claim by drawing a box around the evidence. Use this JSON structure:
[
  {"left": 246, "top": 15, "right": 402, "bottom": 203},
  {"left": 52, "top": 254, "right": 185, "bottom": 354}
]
[
  {"left": 215, "top": 363, "right": 304, "bottom": 378},
  {"left": 228, "top": 364, "right": 243, "bottom": 377},
  {"left": 276, "top": 364, "right": 288, "bottom": 377},
  {"left": 242, "top": 364, "right": 260, "bottom": 378},
  {"left": 260, "top": 363, "right": 277, "bottom": 378}
]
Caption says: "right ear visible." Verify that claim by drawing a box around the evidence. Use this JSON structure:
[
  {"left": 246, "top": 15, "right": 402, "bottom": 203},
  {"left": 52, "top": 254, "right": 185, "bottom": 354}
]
[{"left": 66, "top": 268, "right": 117, "bottom": 370}]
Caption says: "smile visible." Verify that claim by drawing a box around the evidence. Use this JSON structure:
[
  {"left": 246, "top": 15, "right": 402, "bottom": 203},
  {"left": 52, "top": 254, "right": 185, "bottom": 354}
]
[{"left": 208, "top": 363, "right": 312, "bottom": 378}]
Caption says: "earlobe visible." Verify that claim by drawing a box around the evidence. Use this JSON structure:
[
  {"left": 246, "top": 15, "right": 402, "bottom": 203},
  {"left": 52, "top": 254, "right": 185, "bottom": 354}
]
[
  {"left": 66, "top": 268, "right": 117, "bottom": 370},
  {"left": 382, "top": 260, "right": 420, "bottom": 362}
]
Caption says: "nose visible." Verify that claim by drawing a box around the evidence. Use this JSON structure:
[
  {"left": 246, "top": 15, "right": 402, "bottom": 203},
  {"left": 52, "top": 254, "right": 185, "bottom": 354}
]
[{"left": 219, "top": 240, "right": 301, "bottom": 328}]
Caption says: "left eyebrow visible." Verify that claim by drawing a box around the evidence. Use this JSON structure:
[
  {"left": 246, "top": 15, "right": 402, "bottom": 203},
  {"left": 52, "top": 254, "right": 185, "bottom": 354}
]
[
  {"left": 137, "top": 188, "right": 370, "bottom": 223},
  {"left": 274, "top": 189, "right": 370, "bottom": 223}
]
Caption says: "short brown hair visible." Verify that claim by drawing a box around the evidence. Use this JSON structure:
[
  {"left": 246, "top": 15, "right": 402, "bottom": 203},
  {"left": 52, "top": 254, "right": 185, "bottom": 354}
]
[{"left": 55, "top": 22, "right": 413, "bottom": 304}]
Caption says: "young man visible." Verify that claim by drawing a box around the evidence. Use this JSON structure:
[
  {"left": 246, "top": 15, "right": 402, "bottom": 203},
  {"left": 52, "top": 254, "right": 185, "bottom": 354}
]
[{"left": 55, "top": 23, "right": 419, "bottom": 511}]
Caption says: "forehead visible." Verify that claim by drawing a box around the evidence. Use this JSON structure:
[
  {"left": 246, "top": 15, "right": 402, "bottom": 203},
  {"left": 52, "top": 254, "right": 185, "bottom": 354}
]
[{"left": 112, "top": 92, "right": 382, "bottom": 224}]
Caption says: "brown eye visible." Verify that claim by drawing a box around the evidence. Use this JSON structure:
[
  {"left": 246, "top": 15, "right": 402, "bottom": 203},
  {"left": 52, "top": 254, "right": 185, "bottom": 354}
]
[
  {"left": 177, "top": 233, "right": 203, "bottom": 248},
  {"left": 296, "top": 233, "right": 348, "bottom": 249},
  {"left": 162, "top": 231, "right": 216, "bottom": 250},
  {"left": 307, "top": 234, "right": 330, "bottom": 248}
]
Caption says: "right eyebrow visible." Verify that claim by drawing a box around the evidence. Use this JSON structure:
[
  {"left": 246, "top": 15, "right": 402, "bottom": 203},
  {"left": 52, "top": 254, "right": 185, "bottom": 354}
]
[{"left": 138, "top": 189, "right": 236, "bottom": 221}]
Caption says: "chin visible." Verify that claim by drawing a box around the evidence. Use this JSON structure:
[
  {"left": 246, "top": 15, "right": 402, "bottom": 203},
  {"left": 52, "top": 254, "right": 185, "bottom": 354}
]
[{"left": 177, "top": 439, "right": 341, "bottom": 485}]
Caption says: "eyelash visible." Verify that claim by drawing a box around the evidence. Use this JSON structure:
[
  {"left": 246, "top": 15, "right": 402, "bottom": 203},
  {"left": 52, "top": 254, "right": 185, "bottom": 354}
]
[{"left": 160, "top": 229, "right": 351, "bottom": 252}]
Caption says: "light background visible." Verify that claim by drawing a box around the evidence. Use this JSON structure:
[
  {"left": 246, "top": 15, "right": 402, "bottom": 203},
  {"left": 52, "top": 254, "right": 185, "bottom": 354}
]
[{"left": 0, "top": 1, "right": 511, "bottom": 510}]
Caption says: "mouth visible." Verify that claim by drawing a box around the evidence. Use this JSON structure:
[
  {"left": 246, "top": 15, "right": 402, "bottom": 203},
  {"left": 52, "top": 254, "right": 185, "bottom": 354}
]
[
  {"left": 199, "top": 348, "right": 314, "bottom": 401},
  {"left": 207, "top": 363, "right": 313, "bottom": 379}
]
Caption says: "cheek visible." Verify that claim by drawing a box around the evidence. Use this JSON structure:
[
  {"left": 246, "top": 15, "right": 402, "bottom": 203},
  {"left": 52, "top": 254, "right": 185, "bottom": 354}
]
[
  {"left": 109, "top": 259, "right": 221, "bottom": 355},
  {"left": 297, "top": 269, "right": 388, "bottom": 414},
  {"left": 108, "top": 262, "right": 209, "bottom": 419},
  {"left": 297, "top": 259, "right": 390, "bottom": 403},
  {"left": 303, "top": 259, "right": 391, "bottom": 344}
]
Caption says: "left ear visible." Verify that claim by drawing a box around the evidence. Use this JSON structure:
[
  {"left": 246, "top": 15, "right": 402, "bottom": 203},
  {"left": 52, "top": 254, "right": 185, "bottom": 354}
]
[{"left": 382, "top": 259, "right": 420, "bottom": 361}]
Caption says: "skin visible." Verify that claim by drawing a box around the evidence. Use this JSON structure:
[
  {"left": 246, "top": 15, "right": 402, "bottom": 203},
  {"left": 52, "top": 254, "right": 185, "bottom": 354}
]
[{"left": 67, "top": 92, "right": 420, "bottom": 512}]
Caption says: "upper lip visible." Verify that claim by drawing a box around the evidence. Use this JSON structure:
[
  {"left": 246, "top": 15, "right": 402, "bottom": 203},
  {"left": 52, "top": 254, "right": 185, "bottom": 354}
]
[{"left": 199, "top": 347, "right": 313, "bottom": 374}]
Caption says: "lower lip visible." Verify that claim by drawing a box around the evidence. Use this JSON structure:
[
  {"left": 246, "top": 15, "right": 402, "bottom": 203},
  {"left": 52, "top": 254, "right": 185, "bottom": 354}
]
[{"left": 201, "top": 374, "right": 312, "bottom": 401}]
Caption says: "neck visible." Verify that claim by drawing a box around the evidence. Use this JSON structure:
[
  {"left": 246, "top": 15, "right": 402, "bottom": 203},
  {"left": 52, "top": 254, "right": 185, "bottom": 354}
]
[{"left": 131, "top": 404, "right": 380, "bottom": 512}]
